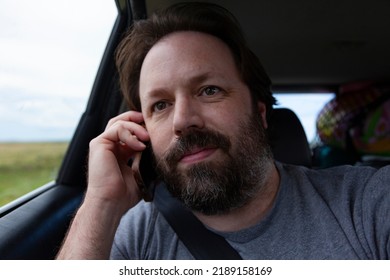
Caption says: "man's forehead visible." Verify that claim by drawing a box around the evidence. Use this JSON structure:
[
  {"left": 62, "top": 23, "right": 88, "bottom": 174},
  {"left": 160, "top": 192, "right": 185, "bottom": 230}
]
[
  {"left": 139, "top": 32, "right": 238, "bottom": 88},
  {"left": 142, "top": 31, "right": 233, "bottom": 64}
]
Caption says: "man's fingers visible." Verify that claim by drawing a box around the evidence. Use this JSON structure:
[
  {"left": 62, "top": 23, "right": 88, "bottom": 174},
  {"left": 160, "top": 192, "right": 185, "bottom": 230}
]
[
  {"left": 106, "top": 111, "right": 144, "bottom": 129},
  {"left": 102, "top": 118, "right": 150, "bottom": 151}
]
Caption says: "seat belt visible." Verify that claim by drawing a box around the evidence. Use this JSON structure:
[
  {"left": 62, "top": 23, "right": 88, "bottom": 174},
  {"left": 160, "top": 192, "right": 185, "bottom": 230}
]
[{"left": 153, "top": 183, "right": 242, "bottom": 260}]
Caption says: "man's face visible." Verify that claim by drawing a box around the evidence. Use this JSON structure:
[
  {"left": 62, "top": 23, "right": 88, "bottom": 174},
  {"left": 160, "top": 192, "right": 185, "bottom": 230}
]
[{"left": 139, "top": 31, "right": 273, "bottom": 214}]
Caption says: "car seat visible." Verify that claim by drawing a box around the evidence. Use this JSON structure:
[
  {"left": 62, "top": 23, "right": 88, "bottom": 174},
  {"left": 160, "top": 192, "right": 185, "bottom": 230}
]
[{"left": 269, "top": 108, "right": 312, "bottom": 167}]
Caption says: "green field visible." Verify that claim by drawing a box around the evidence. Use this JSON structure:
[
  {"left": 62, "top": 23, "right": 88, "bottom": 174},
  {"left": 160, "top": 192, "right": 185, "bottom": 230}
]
[{"left": 0, "top": 142, "right": 68, "bottom": 207}]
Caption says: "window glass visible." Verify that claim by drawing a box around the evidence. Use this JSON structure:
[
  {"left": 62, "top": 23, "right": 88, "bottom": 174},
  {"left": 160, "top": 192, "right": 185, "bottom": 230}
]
[
  {"left": 0, "top": 0, "right": 117, "bottom": 206},
  {"left": 273, "top": 93, "right": 335, "bottom": 143}
]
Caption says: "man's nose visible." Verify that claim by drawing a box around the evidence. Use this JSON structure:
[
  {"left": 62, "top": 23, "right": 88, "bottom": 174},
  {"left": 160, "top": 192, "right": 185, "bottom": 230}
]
[{"left": 172, "top": 96, "right": 204, "bottom": 136}]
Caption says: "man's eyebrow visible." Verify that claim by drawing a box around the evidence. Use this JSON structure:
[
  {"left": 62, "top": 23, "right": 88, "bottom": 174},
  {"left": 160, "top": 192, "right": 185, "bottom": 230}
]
[
  {"left": 144, "top": 71, "right": 224, "bottom": 100},
  {"left": 187, "top": 72, "right": 213, "bottom": 85},
  {"left": 187, "top": 71, "right": 231, "bottom": 87}
]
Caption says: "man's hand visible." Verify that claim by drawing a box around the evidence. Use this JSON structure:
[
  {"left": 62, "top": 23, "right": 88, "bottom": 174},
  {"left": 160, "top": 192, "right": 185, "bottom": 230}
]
[
  {"left": 87, "top": 110, "right": 150, "bottom": 212},
  {"left": 57, "top": 111, "right": 150, "bottom": 259}
]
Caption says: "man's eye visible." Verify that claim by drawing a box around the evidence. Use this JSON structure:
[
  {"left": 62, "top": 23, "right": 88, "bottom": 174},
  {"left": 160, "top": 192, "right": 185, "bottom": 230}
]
[
  {"left": 202, "top": 86, "right": 221, "bottom": 96},
  {"left": 153, "top": 101, "right": 168, "bottom": 112}
]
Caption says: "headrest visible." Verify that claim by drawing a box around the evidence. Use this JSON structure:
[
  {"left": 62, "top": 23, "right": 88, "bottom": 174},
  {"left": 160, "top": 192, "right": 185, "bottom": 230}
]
[{"left": 268, "top": 108, "right": 312, "bottom": 167}]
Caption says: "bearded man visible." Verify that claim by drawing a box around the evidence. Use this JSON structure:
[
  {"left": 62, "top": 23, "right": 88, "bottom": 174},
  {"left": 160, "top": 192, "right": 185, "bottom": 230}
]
[{"left": 57, "top": 3, "right": 390, "bottom": 260}]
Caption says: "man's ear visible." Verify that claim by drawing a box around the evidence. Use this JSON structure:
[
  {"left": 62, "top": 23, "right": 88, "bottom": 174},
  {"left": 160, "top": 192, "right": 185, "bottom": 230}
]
[{"left": 257, "top": 101, "right": 268, "bottom": 129}]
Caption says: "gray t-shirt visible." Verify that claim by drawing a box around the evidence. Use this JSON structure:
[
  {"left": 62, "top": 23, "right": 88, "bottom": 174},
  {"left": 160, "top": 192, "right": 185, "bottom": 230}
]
[{"left": 110, "top": 162, "right": 390, "bottom": 259}]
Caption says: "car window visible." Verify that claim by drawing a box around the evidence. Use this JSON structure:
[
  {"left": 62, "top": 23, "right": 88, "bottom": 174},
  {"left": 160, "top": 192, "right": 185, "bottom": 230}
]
[
  {"left": 273, "top": 93, "right": 335, "bottom": 143},
  {"left": 0, "top": 0, "right": 117, "bottom": 207}
]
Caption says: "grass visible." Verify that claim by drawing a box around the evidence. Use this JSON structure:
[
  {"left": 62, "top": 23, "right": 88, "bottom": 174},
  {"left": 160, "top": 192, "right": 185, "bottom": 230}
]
[{"left": 0, "top": 142, "right": 68, "bottom": 207}]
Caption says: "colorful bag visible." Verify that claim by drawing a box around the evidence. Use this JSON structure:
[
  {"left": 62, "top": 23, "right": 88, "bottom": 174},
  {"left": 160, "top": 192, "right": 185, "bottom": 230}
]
[{"left": 316, "top": 81, "right": 390, "bottom": 156}]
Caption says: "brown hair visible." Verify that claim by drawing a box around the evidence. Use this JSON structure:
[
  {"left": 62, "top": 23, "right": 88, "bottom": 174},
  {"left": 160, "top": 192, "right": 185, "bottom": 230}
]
[{"left": 116, "top": 2, "right": 276, "bottom": 119}]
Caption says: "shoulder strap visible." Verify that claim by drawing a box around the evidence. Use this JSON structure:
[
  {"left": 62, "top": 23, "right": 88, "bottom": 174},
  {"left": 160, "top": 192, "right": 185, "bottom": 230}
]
[{"left": 153, "top": 183, "right": 242, "bottom": 260}]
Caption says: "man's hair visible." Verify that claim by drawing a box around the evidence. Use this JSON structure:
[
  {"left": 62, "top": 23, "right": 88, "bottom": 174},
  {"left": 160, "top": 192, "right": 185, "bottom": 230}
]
[{"left": 116, "top": 2, "right": 276, "bottom": 120}]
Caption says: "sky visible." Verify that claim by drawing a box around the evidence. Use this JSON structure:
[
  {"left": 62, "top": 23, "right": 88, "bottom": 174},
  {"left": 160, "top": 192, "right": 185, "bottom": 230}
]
[
  {"left": 0, "top": 0, "right": 334, "bottom": 143},
  {"left": 0, "top": 0, "right": 117, "bottom": 142}
]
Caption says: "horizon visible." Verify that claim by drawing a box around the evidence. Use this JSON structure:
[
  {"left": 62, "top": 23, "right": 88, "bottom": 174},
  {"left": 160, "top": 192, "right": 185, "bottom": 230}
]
[{"left": 0, "top": 93, "right": 333, "bottom": 143}]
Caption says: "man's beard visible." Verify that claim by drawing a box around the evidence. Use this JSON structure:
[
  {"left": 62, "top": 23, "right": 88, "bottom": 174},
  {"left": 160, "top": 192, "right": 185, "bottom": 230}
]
[{"left": 154, "top": 109, "right": 273, "bottom": 215}]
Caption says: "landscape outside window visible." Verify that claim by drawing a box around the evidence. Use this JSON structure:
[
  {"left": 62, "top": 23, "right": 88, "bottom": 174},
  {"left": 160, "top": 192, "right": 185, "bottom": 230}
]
[{"left": 0, "top": 0, "right": 116, "bottom": 207}]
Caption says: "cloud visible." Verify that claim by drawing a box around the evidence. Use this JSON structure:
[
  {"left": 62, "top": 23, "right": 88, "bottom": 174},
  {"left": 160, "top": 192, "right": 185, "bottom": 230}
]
[{"left": 0, "top": 0, "right": 117, "bottom": 141}]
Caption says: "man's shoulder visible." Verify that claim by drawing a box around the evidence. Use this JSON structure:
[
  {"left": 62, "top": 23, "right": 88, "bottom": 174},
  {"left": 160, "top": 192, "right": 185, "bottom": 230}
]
[
  {"left": 307, "top": 163, "right": 389, "bottom": 186},
  {"left": 120, "top": 200, "right": 158, "bottom": 227},
  {"left": 276, "top": 161, "right": 390, "bottom": 202},
  {"left": 277, "top": 161, "right": 387, "bottom": 181},
  {"left": 113, "top": 197, "right": 194, "bottom": 259}
]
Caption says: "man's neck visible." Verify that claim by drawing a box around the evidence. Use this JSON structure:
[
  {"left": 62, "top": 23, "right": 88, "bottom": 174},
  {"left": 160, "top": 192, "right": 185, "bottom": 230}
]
[{"left": 193, "top": 163, "right": 280, "bottom": 232}]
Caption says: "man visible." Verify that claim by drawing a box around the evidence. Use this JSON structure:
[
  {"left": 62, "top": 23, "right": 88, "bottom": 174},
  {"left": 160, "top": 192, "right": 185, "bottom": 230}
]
[{"left": 57, "top": 2, "right": 390, "bottom": 259}]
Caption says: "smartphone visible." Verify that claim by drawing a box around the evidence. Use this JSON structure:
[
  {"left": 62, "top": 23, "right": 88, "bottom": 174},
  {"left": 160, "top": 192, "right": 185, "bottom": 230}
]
[{"left": 131, "top": 144, "right": 159, "bottom": 201}]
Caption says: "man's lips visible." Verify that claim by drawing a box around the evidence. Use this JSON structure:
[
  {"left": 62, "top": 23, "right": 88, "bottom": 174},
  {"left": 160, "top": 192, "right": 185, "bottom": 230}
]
[{"left": 179, "top": 147, "right": 217, "bottom": 164}]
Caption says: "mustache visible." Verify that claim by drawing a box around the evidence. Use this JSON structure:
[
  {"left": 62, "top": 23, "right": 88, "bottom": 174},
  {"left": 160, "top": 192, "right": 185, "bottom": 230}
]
[{"left": 161, "top": 128, "right": 231, "bottom": 166}]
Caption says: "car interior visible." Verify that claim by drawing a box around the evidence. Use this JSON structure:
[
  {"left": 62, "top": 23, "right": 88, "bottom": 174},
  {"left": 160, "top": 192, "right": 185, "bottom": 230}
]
[{"left": 0, "top": 0, "right": 389, "bottom": 259}]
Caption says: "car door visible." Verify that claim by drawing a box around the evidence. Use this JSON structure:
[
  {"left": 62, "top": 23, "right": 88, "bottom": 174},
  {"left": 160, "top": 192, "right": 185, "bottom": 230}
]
[{"left": 0, "top": 0, "right": 144, "bottom": 259}]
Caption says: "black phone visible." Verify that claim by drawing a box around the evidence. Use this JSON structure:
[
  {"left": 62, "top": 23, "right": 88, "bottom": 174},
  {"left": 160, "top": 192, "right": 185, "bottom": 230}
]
[{"left": 131, "top": 144, "right": 159, "bottom": 201}]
